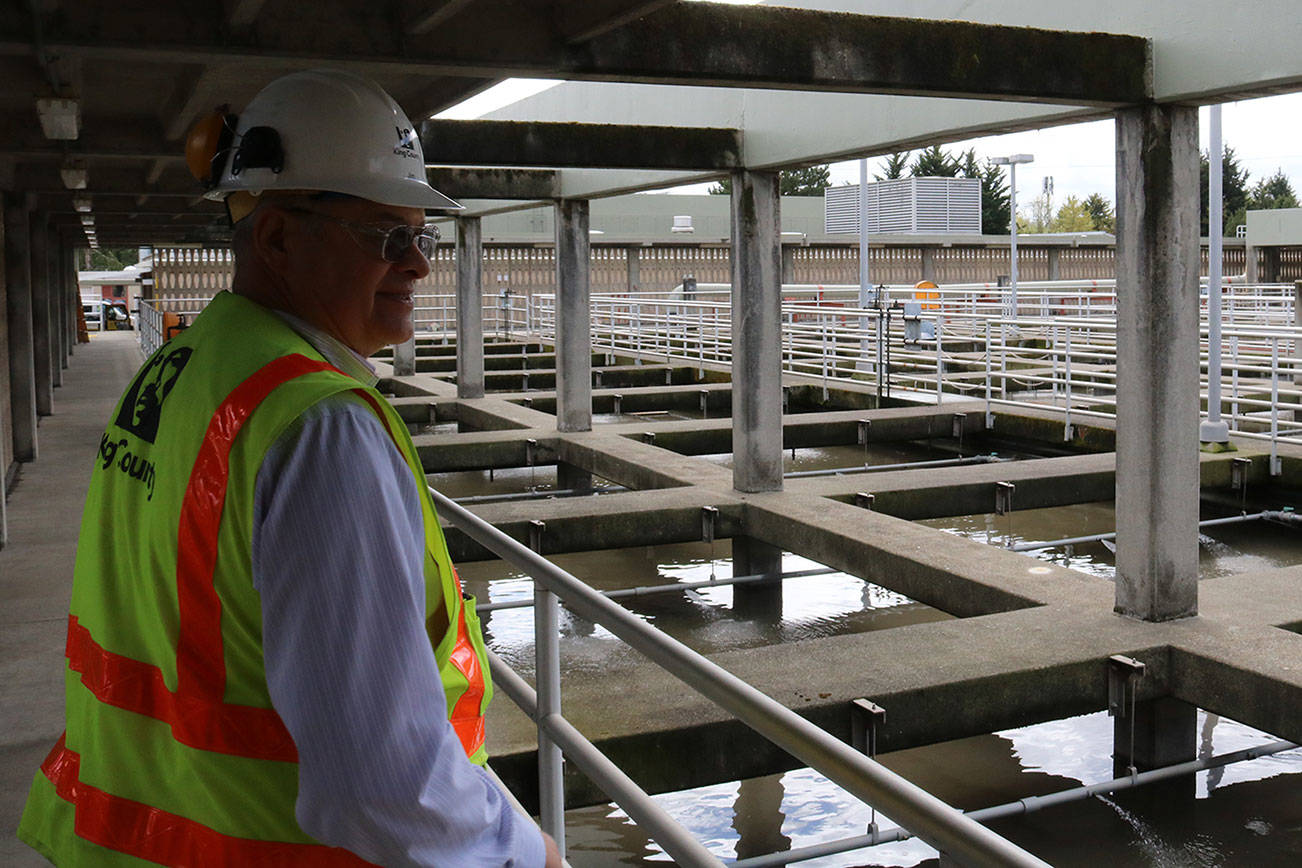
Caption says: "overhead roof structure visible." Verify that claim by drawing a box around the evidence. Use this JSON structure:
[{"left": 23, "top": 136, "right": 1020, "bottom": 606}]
[{"left": 5, "top": 0, "right": 1295, "bottom": 248}]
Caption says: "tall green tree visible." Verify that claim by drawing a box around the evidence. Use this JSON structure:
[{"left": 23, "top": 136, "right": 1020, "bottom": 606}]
[
  {"left": 909, "top": 144, "right": 959, "bottom": 177},
  {"left": 1248, "top": 169, "right": 1298, "bottom": 211},
  {"left": 1050, "top": 196, "right": 1095, "bottom": 232},
  {"left": 876, "top": 151, "right": 909, "bottom": 180},
  {"left": 708, "top": 164, "right": 831, "bottom": 196},
  {"left": 1199, "top": 145, "right": 1250, "bottom": 236},
  {"left": 1082, "top": 193, "right": 1115, "bottom": 233},
  {"left": 87, "top": 248, "right": 139, "bottom": 270}
]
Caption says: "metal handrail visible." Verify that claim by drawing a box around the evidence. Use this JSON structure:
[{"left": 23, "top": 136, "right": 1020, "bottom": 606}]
[{"left": 431, "top": 487, "right": 1050, "bottom": 867}]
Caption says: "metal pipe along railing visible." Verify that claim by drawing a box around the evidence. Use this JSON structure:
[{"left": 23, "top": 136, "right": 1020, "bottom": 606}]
[
  {"left": 1008, "top": 510, "right": 1277, "bottom": 552},
  {"left": 431, "top": 487, "right": 1051, "bottom": 868},
  {"left": 730, "top": 739, "right": 1299, "bottom": 868}
]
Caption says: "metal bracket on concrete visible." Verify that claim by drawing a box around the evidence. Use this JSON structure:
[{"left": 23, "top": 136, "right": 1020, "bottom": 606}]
[
  {"left": 612, "top": 394, "right": 623, "bottom": 415},
  {"left": 525, "top": 438, "right": 538, "bottom": 467},
  {"left": 1230, "top": 456, "right": 1252, "bottom": 492},
  {"left": 594, "top": 370, "right": 603, "bottom": 387},
  {"left": 994, "top": 481, "right": 1015, "bottom": 516},
  {"left": 642, "top": 431, "right": 656, "bottom": 445},
  {"left": 522, "top": 371, "right": 530, "bottom": 391},
  {"left": 528, "top": 519, "right": 546, "bottom": 554},
  {"left": 854, "top": 492, "right": 875, "bottom": 510},
  {"left": 951, "top": 412, "right": 966, "bottom": 440},
  {"left": 701, "top": 506, "right": 719, "bottom": 544},
  {"left": 782, "top": 386, "right": 791, "bottom": 413},
  {"left": 850, "top": 698, "right": 886, "bottom": 757},
  {"left": 857, "top": 419, "right": 871, "bottom": 445},
  {"left": 523, "top": 396, "right": 533, "bottom": 408},
  {"left": 699, "top": 389, "right": 709, "bottom": 418},
  {"left": 1106, "top": 654, "right": 1146, "bottom": 718},
  {"left": 664, "top": 369, "right": 672, "bottom": 385}
]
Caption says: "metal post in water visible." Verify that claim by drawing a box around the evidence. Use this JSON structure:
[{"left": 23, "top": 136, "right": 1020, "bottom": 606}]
[{"left": 1200, "top": 104, "right": 1232, "bottom": 450}]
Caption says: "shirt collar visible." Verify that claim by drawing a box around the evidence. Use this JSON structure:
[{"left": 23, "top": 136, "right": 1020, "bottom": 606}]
[{"left": 271, "top": 310, "right": 379, "bottom": 387}]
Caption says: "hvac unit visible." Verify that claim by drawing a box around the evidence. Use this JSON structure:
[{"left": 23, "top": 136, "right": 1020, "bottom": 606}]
[{"left": 825, "top": 177, "right": 981, "bottom": 235}]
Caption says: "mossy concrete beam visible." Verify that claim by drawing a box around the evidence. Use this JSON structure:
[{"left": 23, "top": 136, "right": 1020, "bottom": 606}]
[{"left": 421, "top": 120, "right": 741, "bottom": 170}]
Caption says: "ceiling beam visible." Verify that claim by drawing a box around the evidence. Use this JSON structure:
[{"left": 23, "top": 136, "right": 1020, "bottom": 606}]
[
  {"left": 406, "top": 0, "right": 477, "bottom": 36},
  {"left": 558, "top": 0, "right": 675, "bottom": 44},
  {"left": 1, "top": 3, "right": 1151, "bottom": 106},
  {"left": 224, "top": 0, "right": 268, "bottom": 30},
  {"left": 421, "top": 120, "right": 741, "bottom": 169},
  {"left": 0, "top": 114, "right": 179, "bottom": 161},
  {"left": 426, "top": 167, "right": 560, "bottom": 200}
]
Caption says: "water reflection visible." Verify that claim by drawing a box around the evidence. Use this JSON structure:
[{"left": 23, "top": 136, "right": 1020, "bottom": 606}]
[
  {"left": 563, "top": 711, "right": 1302, "bottom": 866},
  {"left": 456, "top": 542, "right": 951, "bottom": 679},
  {"left": 917, "top": 501, "right": 1302, "bottom": 580}
]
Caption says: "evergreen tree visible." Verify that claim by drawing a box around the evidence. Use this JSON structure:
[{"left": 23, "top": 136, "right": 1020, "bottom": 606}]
[
  {"left": 1082, "top": 193, "right": 1115, "bottom": 233},
  {"left": 909, "top": 144, "right": 959, "bottom": 177},
  {"left": 88, "top": 247, "right": 139, "bottom": 270},
  {"left": 1050, "top": 195, "right": 1094, "bottom": 232},
  {"left": 876, "top": 151, "right": 909, "bottom": 180},
  {"left": 1199, "top": 145, "right": 1250, "bottom": 236},
  {"left": 1248, "top": 169, "right": 1298, "bottom": 211},
  {"left": 709, "top": 164, "right": 831, "bottom": 196}
]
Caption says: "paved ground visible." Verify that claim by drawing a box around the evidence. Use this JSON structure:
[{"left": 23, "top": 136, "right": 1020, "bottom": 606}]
[{"left": 0, "top": 330, "right": 141, "bottom": 865}]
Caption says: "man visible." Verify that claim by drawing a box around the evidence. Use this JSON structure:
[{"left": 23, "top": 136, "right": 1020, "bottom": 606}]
[{"left": 18, "top": 69, "right": 561, "bottom": 867}]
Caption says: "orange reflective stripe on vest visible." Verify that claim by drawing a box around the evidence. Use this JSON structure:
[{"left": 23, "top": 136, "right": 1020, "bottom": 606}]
[
  {"left": 64, "top": 354, "right": 335, "bottom": 762},
  {"left": 39, "top": 733, "right": 375, "bottom": 867}
]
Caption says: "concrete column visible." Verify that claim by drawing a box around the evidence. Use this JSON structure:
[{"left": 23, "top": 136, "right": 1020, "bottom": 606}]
[
  {"left": 554, "top": 199, "right": 591, "bottom": 432},
  {"left": 4, "top": 194, "right": 37, "bottom": 462},
  {"left": 1113, "top": 104, "right": 1200, "bottom": 621},
  {"left": 1244, "top": 243, "right": 1259, "bottom": 283},
  {"left": 732, "top": 535, "right": 783, "bottom": 619},
  {"left": 65, "top": 242, "right": 77, "bottom": 359},
  {"left": 1113, "top": 696, "right": 1196, "bottom": 774},
  {"left": 1047, "top": 246, "right": 1062, "bottom": 281},
  {"left": 920, "top": 246, "right": 937, "bottom": 283},
  {"left": 1262, "top": 247, "right": 1281, "bottom": 283},
  {"left": 29, "top": 212, "right": 53, "bottom": 415},
  {"left": 50, "top": 238, "right": 64, "bottom": 384},
  {"left": 392, "top": 336, "right": 416, "bottom": 377},
  {"left": 625, "top": 245, "right": 640, "bottom": 292},
  {"left": 780, "top": 244, "right": 796, "bottom": 284},
  {"left": 730, "top": 170, "right": 783, "bottom": 492},
  {"left": 456, "top": 216, "right": 485, "bottom": 399}
]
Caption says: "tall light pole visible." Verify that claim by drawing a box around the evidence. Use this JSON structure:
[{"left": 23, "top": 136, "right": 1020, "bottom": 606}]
[
  {"left": 992, "top": 154, "right": 1034, "bottom": 318},
  {"left": 1200, "top": 105, "right": 1232, "bottom": 449}
]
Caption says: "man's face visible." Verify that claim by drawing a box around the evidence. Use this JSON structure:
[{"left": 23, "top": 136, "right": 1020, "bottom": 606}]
[{"left": 277, "top": 197, "right": 431, "bottom": 357}]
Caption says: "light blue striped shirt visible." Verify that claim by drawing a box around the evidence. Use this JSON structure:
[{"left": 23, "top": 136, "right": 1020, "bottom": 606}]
[{"left": 252, "top": 315, "right": 544, "bottom": 867}]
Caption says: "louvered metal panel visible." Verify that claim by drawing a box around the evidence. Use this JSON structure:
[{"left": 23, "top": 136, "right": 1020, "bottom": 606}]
[{"left": 825, "top": 177, "right": 981, "bottom": 235}]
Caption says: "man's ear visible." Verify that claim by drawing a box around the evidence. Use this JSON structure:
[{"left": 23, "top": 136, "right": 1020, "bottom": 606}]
[{"left": 248, "top": 205, "right": 291, "bottom": 274}]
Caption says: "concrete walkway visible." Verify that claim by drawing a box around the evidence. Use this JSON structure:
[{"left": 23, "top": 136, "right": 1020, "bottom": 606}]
[{"left": 1, "top": 330, "right": 142, "bottom": 865}]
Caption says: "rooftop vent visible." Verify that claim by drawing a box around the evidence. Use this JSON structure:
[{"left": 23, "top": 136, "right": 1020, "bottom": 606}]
[{"left": 671, "top": 215, "right": 694, "bottom": 234}]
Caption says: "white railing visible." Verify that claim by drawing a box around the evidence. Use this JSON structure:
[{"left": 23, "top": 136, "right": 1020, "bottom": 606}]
[{"left": 528, "top": 282, "right": 1302, "bottom": 459}]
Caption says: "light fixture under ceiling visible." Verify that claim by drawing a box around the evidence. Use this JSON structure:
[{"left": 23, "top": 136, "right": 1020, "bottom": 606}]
[
  {"left": 61, "top": 159, "right": 88, "bottom": 190},
  {"left": 36, "top": 97, "right": 81, "bottom": 140},
  {"left": 73, "top": 196, "right": 92, "bottom": 213}
]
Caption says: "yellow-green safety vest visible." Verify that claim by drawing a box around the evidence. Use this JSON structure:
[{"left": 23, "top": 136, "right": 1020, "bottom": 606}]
[{"left": 19, "top": 291, "right": 493, "bottom": 866}]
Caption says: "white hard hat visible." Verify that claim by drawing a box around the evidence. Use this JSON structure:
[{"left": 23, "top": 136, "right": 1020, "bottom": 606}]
[{"left": 204, "top": 69, "right": 459, "bottom": 212}]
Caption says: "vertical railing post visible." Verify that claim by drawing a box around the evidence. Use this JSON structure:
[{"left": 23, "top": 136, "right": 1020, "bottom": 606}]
[{"left": 530, "top": 519, "right": 565, "bottom": 854}]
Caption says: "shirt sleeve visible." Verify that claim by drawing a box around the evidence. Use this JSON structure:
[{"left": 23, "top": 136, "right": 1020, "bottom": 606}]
[{"left": 252, "top": 397, "right": 545, "bottom": 868}]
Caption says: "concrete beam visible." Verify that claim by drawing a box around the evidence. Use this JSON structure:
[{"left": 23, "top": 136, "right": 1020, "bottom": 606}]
[
  {"left": 421, "top": 120, "right": 741, "bottom": 170},
  {"left": 426, "top": 167, "right": 561, "bottom": 201},
  {"left": 4, "top": 193, "right": 37, "bottom": 461},
  {"left": 6, "top": 3, "right": 1149, "bottom": 105},
  {"left": 1113, "top": 104, "right": 1200, "bottom": 622},
  {"left": 730, "top": 170, "right": 782, "bottom": 493},
  {"left": 554, "top": 199, "right": 591, "bottom": 432},
  {"left": 28, "top": 212, "right": 52, "bottom": 416},
  {"left": 456, "top": 215, "right": 485, "bottom": 399},
  {"left": 0, "top": 114, "right": 179, "bottom": 161}
]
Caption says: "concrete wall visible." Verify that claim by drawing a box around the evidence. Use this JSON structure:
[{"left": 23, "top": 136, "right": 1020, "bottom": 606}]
[{"left": 1245, "top": 207, "right": 1302, "bottom": 246}]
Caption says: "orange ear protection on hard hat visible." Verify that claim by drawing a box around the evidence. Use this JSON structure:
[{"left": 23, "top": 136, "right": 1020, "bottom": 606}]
[{"left": 185, "top": 106, "right": 284, "bottom": 188}]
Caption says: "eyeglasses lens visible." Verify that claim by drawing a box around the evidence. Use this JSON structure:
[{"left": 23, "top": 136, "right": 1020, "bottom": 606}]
[{"left": 383, "top": 225, "right": 438, "bottom": 262}]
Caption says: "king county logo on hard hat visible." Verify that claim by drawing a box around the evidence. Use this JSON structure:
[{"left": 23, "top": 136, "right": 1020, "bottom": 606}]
[{"left": 394, "top": 126, "right": 419, "bottom": 159}]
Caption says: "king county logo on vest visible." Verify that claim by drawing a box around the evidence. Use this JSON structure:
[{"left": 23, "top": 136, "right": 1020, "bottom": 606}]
[{"left": 116, "top": 346, "right": 193, "bottom": 443}]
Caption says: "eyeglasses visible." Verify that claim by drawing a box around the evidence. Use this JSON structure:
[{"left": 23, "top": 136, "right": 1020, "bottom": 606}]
[{"left": 283, "top": 207, "right": 440, "bottom": 262}]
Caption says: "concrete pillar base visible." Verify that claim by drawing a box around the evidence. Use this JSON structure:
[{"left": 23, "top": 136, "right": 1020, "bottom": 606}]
[{"left": 1113, "top": 696, "right": 1197, "bottom": 776}]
